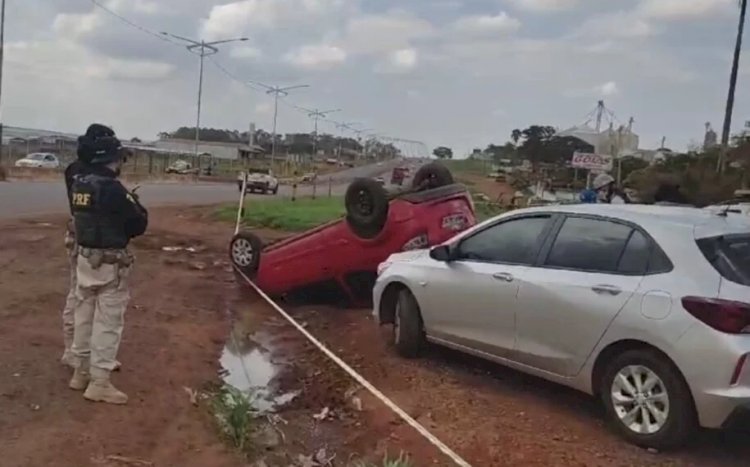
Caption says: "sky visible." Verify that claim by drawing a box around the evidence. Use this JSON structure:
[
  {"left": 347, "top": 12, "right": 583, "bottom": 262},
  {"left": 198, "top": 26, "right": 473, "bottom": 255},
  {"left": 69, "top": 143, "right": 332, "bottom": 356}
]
[{"left": 2, "top": 0, "right": 749, "bottom": 157}]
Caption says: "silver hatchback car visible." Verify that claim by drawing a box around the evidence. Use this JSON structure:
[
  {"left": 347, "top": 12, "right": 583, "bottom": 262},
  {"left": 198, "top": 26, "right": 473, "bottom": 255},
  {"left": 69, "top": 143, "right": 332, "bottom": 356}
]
[{"left": 373, "top": 204, "right": 750, "bottom": 449}]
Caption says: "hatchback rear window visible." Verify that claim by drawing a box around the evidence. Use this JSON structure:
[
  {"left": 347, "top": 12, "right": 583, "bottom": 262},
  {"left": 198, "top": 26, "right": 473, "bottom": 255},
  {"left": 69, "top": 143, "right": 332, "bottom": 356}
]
[{"left": 697, "top": 235, "right": 750, "bottom": 286}]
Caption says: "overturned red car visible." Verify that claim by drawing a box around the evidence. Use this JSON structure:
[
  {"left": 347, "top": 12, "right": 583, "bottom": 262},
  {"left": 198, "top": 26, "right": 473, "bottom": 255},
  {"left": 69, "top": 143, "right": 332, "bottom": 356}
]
[{"left": 229, "top": 163, "right": 477, "bottom": 304}]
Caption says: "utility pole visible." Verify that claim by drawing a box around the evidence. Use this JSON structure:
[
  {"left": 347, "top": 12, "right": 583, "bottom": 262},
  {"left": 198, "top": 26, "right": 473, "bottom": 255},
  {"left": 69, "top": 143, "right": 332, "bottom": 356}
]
[
  {"left": 250, "top": 81, "right": 309, "bottom": 170},
  {"left": 718, "top": 0, "right": 747, "bottom": 173},
  {"left": 162, "top": 32, "right": 248, "bottom": 159},
  {"left": 334, "top": 122, "right": 359, "bottom": 164},
  {"left": 0, "top": 0, "right": 6, "bottom": 154},
  {"left": 351, "top": 127, "right": 374, "bottom": 160},
  {"left": 302, "top": 107, "right": 340, "bottom": 158}
]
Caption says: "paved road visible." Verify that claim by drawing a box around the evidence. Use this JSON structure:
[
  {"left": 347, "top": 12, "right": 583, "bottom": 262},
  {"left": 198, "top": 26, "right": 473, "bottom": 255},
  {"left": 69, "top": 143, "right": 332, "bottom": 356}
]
[{"left": 0, "top": 160, "right": 403, "bottom": 220}]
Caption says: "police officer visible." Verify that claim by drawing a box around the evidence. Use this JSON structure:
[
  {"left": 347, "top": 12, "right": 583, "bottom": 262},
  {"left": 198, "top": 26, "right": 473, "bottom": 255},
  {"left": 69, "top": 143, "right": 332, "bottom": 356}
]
[
  {"left": 61, "top": 124, "right": 114, "bottom": 368},
  {"left": 592, "top": 173, "right": 630, "bottom": 204},
  {"left": 68, "top": 128, "right": 148, "bottom": 405}
]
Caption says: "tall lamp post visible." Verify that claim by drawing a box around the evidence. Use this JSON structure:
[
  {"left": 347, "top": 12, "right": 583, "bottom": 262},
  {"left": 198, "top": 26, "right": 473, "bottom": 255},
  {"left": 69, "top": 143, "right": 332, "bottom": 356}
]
[
  {"left": 718, "top": 0, "right": 747, "bottom": 173},
  {"left": 162, "top": 32, "right": 248, "bottom": 158},
  {"left": 0, "top": 0, "right": 7, "bottom": 154},
  {"left": 334, "top": 121, "right": 360, "bottom": 164},
  {"left": 303, "top": 107, "right": 341, "bottom": 157},
  {"left": 250, "top": 81, "right": 309, "bottom": 170}
]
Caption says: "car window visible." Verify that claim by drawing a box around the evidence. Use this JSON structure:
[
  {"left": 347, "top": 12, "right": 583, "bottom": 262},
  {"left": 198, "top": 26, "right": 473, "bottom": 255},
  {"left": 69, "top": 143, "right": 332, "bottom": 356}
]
[
  {"left": 45, "top": 155, "right": 55, "bottom": 161},
  {"left": 29, "top": 154, "right": 44, "bottom": 160},
  {"left": 698, "top": 234, "right": 750, "bottom": 286},
  {"left": 618, "top": 230, "right": 651, "bottom": 274},
  {"left": 457, "top": 216, "right": 551, "bottom": 265},
  {"left": 546, "top": 217, "right": 633, "bottom": 273}
]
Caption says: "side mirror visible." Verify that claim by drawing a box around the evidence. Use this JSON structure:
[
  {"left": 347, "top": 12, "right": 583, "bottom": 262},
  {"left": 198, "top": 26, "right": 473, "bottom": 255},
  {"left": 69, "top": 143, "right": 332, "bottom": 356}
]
[{"left": 430, "top": 244, "right": 454, "bottom": 262}]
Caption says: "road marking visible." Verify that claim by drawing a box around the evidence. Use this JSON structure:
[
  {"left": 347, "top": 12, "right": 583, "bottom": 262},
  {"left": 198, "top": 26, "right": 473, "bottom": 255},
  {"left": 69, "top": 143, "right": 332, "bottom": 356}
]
[{"left": 233, "top": 267, "right": 472, "bottom": 467}]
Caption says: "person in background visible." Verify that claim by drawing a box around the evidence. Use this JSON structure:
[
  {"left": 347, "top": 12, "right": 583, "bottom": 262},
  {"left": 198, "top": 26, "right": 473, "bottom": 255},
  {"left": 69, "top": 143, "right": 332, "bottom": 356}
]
[
  {"left": 592, "top": 173, "right": 630, "bottom": 204},
  {"left": 68, "top": 127, "right": 148, "bottom": 404}
]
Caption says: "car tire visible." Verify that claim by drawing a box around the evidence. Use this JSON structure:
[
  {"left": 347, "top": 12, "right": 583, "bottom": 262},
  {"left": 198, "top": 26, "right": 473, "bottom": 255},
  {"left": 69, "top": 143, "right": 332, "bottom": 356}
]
[
  {"left": 237, "top": 181, "right": 244, "bottom": 193},
  {"left": 600, "top": 349, "right": 697, "bottom": 450},
  {"left": 345, "top": 178, "right": 389, "bottom": 239},
  {"left": 393, "top": 289, "right": 425, "bottom": 358},
  {"left": 229, "top": 231, "right": 263, "bottom": 277},
  {"left": 273, "top": 186, "right": 279, "bottom": 195},
  {"left": 412, "top": 162, "right": 454, "bottom": 191}
]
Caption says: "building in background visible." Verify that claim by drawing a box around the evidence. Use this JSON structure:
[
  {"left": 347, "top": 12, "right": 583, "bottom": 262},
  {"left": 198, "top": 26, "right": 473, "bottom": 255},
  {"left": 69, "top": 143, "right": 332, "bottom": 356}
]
[{"left": 704, "top": 122, "right": 719, "bottom": 150}]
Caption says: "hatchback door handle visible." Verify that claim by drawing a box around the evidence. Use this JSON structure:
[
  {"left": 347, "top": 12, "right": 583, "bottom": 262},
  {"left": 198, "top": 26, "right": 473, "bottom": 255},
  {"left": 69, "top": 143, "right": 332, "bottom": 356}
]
[
  {"left": 592, "top": 284, "right": 622, "bottom": 296},
  {"left": 492, "top": 272, "right": 514, "bottom": 282}
]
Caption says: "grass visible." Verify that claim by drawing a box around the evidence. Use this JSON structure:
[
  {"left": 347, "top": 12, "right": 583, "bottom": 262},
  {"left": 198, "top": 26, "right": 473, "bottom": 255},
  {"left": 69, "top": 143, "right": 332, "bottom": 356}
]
[
  {"left": 352, "top": 452, "right": 414, "bottom": 467},
  {"left": 217, "top": 196, "right": 346, "bottom": 232},
  {"left": 443, "top": 158, "right": 493, "bottom": 176},
  {"left": 210, "top": 385, "right": 256, "bottom": 451}
]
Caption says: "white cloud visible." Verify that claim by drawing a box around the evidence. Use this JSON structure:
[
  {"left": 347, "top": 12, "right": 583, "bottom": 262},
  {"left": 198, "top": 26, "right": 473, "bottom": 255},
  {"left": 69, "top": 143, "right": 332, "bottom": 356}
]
[
  {"left": 598, "top": 81, "right": 619, "bottom": 96},
  {"left": 453, "top": 12, "right": 522, "bottom": 36},
  {"left": 637, "top": 0, "right": 735, "bottom": 20},
  {"left": 343, "top": 12, "right": 436, "bottom": 55},
  {"left": 573, "top": 10, "right": 656, "bottom": 39},
  {"left": 284, "top": 44, "right": 347, "bottom": 70},
  {"left": 390, "top": 48, "right": 418, "bottom": 69},
  {"left": 508, "top": 0, "right": 580, "bottom": 12},
  {"left": 105, "top": 0, "right": 161, "bottom": 15},
  {"left": 201, "top": 0, "right": 344, "bottom": 40},
  {"left": 85, "top": 58, "right": 175, "bottom": 81},
  {"left": 52, "top": 12, "right": 102, "bottom": 38},
  {"left": 230, "top": 46, "right": 263, "bottom": 59},
  {"left": 255, "top": 102, "right": 273, "bottom": 114}
]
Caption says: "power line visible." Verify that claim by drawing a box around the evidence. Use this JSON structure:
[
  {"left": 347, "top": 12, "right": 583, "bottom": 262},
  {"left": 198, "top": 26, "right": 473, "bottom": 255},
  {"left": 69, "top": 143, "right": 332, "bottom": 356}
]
[
  {"left": 88, "top": 0, "right": 181, "bottom": 46},
  {"left": 88, "top": 0, "right": 426, "bottom": 154}
]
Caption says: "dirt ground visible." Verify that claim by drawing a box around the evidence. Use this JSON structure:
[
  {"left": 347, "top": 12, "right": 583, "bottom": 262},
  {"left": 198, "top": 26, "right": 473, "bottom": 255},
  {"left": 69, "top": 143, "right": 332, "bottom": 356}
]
[{"left": 2, "top": 206, "right": 749, "bottom": 467}]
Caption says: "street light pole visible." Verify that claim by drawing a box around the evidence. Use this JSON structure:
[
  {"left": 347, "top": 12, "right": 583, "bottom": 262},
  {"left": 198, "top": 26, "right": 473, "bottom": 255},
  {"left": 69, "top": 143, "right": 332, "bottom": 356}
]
[
  {"left": 304, "top": 108, "right": 340, "bottom": 157},
  {"left": 334, "top": 121, "right": 359, "bottom": 164},
  {"left": 0, "top": 0, "right": 7, "bottom": 154},
  {"left": 249, "top": 82, "right": 309, "bottom": 170},
  {"left": 162, "top": 32, "right": 249, "bottom": 158}
]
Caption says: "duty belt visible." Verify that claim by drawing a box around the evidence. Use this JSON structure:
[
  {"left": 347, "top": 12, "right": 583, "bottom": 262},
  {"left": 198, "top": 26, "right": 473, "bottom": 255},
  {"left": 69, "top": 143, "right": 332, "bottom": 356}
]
[{"left": 79, "top": 247, "right": 133, "bottom": 269}]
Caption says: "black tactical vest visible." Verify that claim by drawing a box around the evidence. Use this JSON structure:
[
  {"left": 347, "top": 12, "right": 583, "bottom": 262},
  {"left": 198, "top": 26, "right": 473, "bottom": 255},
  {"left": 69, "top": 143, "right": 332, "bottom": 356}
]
[{"left": 71, "top": 174, "right": 129, "bottom": 249}]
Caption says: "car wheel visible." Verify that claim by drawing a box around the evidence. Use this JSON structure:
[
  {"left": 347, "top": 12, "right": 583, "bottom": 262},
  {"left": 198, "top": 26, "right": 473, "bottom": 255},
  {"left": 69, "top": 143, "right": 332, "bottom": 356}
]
[
  {"left": 273, "top": 186, "right": 279, "bottom": 195},
  {"left": 600, "top": 349, "right": 697, "bottom": 450},
  {"left": 393, "top": 289, "right": 425, "bottom": 358},
  {"left": 229, "top": 231, "right": 263, "bottom": 277},
  {"left": 345, "top": 178, "right": 389, "bottom": 239},
  {"left": 237, "top": 182, "right": 243, "bottom": 193},
  {"left": 412, "top": 162, "right": 454, "bottom": 191}
]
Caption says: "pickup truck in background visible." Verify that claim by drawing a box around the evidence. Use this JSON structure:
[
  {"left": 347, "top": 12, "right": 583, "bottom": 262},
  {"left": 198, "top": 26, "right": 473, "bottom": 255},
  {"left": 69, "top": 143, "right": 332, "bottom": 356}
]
[{"left": 237, "top": 168, "right": 280, "bottom": 195}]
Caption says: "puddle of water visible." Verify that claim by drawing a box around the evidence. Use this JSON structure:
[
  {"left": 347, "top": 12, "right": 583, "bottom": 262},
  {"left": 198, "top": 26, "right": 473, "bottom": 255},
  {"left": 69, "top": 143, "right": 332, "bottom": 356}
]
[{"left": 219, "top": 329, "right": 299, "bottom": 413}]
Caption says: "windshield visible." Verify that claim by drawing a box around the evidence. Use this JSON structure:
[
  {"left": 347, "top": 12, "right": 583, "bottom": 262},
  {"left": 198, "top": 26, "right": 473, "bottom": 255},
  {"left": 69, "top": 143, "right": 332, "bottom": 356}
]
[
  {"left": 28, "top": 154, "right": 45, "bottom": 160},
  {"left": 248, "top": 169, "right": 270, "bottom": 175},
  {"left": 697, "top": 235, "right": 750, "bottom": 286}
]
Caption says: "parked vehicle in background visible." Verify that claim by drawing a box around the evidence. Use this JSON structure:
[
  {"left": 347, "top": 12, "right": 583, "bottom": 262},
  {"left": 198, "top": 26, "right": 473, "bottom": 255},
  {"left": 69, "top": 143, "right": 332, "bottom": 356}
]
[
  {"left": 704, "top": 190, "right": 750, "bottom": 217},
  {"left": 301, "top": 172, "right": 317, "bottom": 183},
  {"left": 374, "top": 176, "right": 386, "bottom": 186},
  {"left": 14, "top": 153, "right": 60, "bottom": 169},
  {"left": 237, "top": 168, "right": 279, "bottom": 195},
  {"left": 374, "top": 204, "right": 750, "bottom": 449},
  {"left": 230, "top": 163, "right": 476, "bottom": 303},
  {"left": 165, "top": 159, "right": 199, "bottom": 175}
]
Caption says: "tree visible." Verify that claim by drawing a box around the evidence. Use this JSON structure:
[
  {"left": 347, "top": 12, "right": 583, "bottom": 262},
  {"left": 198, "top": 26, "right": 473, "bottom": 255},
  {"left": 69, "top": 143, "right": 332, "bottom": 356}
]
[
  {"left": 433, "top": 146, "right": 453, "bottom": 159},
  {"left": 510, "top": 125, "right": 556, "bottom": 170},
  {"left": 484, "top": 142, "right": 517, "bottom": 164},
  {"left": 719, "top": 0, "right": 747, "bottom": 172}
]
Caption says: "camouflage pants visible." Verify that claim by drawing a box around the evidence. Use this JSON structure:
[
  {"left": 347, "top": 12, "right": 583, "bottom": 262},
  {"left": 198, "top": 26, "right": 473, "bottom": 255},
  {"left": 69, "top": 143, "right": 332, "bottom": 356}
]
[{"left": 71, "top": 250, "right": 132, "bottom": 374}]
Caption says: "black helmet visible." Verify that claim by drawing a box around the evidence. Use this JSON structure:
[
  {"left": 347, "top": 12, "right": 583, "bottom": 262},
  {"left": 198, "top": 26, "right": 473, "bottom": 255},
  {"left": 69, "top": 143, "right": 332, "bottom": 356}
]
[{"left": 77, "top": 123, "right": 123, "bottom": 165}]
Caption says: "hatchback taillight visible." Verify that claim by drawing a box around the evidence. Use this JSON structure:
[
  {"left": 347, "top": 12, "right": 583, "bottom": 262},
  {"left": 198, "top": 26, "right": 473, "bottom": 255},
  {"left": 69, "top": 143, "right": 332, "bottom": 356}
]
[{"left": 682, "top": 297, "right": 750, "bottom": 334}]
